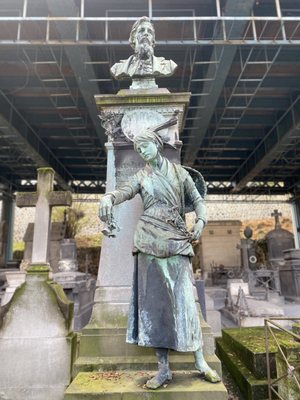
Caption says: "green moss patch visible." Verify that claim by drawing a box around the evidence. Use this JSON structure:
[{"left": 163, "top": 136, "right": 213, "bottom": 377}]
[
  {"left": 65, "top": 371, "right": 227, "bottom": 400},
  {"left": 217, "top": 338, "right": 268, "bottom": 400}
]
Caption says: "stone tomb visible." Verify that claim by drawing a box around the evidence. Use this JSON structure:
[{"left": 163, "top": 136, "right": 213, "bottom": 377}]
[
  {"left": 53, "top": 239, "right": 96, "bottom": 331},
  {"left": 217, "top": 326, "right": 300, "bottom": 400},
  {"left": 267, "top": 209, "right": 294, "bottom": 265},
  {"left": 195, "top": 220, "right": 242, "bottom": 280},
  {"left": 280, "top": 248, "right": 300, "bottom": 300},
  {"left": 0, "top": 265, "right": 76, "bottom": 400},
  {"left": 223, "top": 279, "right": 285, "bottom": 327}
]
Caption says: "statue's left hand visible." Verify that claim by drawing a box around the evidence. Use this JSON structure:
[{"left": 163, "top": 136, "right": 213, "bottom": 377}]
[
  {"left": 192, "top": 219, "right": 205, "bottom": 241},
  {"left": 99, "top": 195, "right": 113, "bottom": 223}
]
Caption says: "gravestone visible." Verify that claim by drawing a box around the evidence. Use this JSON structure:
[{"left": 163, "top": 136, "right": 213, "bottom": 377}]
[
  {"left": 16, "top": 167, "right": 72, "bottom": 266},
  {"left": 23, "top": 221, "right": 65, "bottom": 272},
  {"left": 0, "top": 265, "right": 76, "bottom": 400},
  {"left": 267, "top": 209, "right": 294, "bottom": 264},
  {"left": 239, "top": 226, "right": 258, "bottom": 272},
  {"left": 280, "top": 248, "right": 300, "bottom": 299},
  {"left": 53, "top": 238, "right": 96, "bottom": 331},
  {"left": 224, "top": 279, "right": 285, "bottom": 327},
  {"left": 17, "top": 168, "right": 96, "bottom": 330}
]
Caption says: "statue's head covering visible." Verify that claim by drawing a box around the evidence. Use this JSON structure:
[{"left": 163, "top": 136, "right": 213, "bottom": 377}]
[
  {"left": 129, "top": 16, "right": 155, "bottom": 50},
  {"left": 133, "top": 129, "right": 163, "bottom": 153}
]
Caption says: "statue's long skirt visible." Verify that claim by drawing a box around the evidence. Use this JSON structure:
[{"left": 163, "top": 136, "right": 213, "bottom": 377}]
[{"left": 126, "top": 253, "right": 202, "bottom": 352}]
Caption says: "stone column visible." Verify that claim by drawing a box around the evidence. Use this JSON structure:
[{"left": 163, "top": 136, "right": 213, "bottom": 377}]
[
  {"left": 90, "top": 88, "right": 190, "bottom": 327},
  {"left": 0, "top": 191, "right": 15, "bottom": 266}
]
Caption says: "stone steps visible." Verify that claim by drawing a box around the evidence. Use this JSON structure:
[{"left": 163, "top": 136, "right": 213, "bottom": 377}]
[
  {"left": 216, "top": 336, "right": 268, "bottom": 400},
  {"left": 78, "top": 324, "right": 216, "bottom": 358},
  {"left": 64, "top": 371, "right": 228, "bottom": 400},
  {"left": 220, "top": 327, "right": 291, "bottom": 379},
  {"left": 73, "top": 354, "right": 222, "bottom": 377}
]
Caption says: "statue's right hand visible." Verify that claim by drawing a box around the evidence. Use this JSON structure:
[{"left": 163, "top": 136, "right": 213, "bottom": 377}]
[{"left": 99, "top": 195, "right": 113, "bottom": 222}]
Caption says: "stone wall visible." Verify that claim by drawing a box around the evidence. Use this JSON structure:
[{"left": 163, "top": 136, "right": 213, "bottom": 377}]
[{"left": 0, "top": 195, "right": 293, "bottom": 243}]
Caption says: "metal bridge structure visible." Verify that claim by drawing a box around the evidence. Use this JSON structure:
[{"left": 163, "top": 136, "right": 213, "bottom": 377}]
[{"left": 0, "top": 0, "right": 300, "bottom": 199}]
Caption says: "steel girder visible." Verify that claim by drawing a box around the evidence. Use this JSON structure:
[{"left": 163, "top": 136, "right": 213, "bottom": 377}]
[
  {"left": 0, "top": 90, "right": 73, "bottom": 190},
  {"left": 231, "top": 95, "right": 300, "bottom": 192},
  {"left": 183, "top": 0, "right": 257, "bottom": 166}
]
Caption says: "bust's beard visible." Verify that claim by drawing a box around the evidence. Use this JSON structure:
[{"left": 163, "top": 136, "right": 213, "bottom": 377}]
[{"left": 135, "top": 41, "right": 154, "bottom": 60}]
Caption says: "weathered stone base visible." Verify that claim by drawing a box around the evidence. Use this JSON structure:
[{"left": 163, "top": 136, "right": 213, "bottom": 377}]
[
  {"left": 73, "top": 353, "right": 222, "bottom": 377},
  {"left": 0, "top": 264, "right": 76, "bottom": 400},
  {"left": 65, "top": 371, "right": 227, "bottom": 400}
]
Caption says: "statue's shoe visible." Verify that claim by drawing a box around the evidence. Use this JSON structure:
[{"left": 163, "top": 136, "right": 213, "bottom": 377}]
[
  {"left": 145, "top": 369, "right": 172, "bottom": 390},
  {"left": 195, "top": 366, "right": 221, "bottom": 383}
]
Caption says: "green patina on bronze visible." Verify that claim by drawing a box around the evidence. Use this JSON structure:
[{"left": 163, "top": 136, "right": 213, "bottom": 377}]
[{"left": 98, "top": 121, "right": 220, "bottom": 389}]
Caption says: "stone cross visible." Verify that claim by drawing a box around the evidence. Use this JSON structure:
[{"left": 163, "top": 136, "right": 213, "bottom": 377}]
[
  {"left": 16, "top": 168, "right": 72, "bottom": 264},
  {"left": 271, "top": 209, "right": 282, "bottom": 230}
]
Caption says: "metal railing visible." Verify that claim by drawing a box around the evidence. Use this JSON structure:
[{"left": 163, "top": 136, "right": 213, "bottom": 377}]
[
  {"left": 0, "top": 0, "right": 300, "bottom": 45},
  {"left": 265, "top": 317, "right": 300, "bottom": 400}
]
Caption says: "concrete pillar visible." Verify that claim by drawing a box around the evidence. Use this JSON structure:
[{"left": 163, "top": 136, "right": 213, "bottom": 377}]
[{"left": 290, "top": 199, "right": 300, "bottom": 249}]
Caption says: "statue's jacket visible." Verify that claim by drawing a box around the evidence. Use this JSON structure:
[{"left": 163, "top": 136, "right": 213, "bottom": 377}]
[
  {"left": 106, "top": 157, "right": 205, "bottom": 352},
  {"left": 108, "top": 157, "right": 206, "bottom": 258}
]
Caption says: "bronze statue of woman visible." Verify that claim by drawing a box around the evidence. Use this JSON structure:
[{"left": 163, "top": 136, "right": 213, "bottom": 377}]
[{"left": 99, "top": 129, "right": 221, "bottom": 389}]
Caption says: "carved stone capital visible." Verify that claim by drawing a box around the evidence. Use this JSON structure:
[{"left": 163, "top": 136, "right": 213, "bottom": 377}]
[{"left": 99, "top": 111, "right": 125, "bottom": 142}]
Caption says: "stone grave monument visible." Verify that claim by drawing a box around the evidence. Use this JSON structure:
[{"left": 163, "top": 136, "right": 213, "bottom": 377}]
[
  {"left": 16, "top": 168, "right": 72, "bottom": 265},
  {"left": 66, "top": 16, "right": 227, "bottom": 399},
  {"left": 240, "top": 226, "right": 282, "bottom": 299},
  {"left": 1, "top": 169, "right": 77, "bottom": 400},
  {"left": 223, "top": 279, "right": 285, "bottom": 327},
  {"left": 53, "top": 238, "right": 96, "bottom": 331},
  {"left": 280, "top": 248, "right": 300, "bottom": 300},
  {"left": 2, "top": 168, "right": 72, "bottom": 303},
  {"left": 23, "top": 221, "right": 65, "bottom": 272},
  {"left": 0, "top": 265, "right": 76, "bottom": 400},
  {"left": 16, "top": 168, "right": 96, "bottom": 330},
  {"left": 265, "top": 209, "right": 295, "bottom": 299},
  {"left": 267, "top": 209, "right": 294, "bottom": 265}
]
